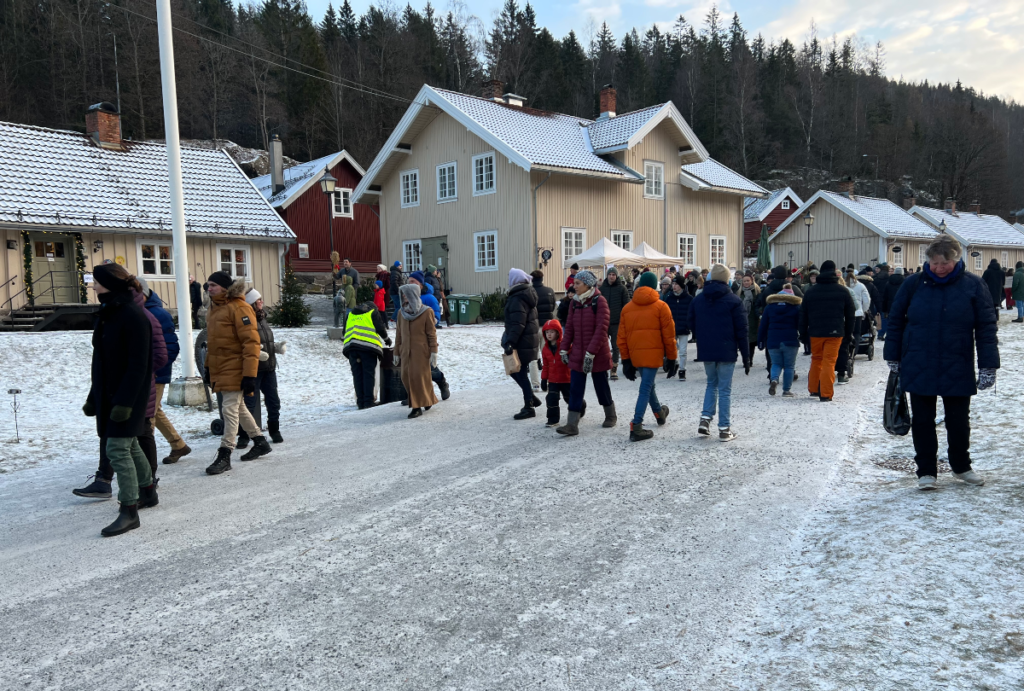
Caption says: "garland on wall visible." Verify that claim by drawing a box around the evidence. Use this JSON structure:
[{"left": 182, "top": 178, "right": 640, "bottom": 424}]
[
  {"left": 21, "top": 230, "right": 32, "bottom": 304},
  {"left": 73, "top": 233, "right": 87, "bottom": 303}
]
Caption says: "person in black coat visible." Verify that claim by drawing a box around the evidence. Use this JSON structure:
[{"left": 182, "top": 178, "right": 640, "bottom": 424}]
[
  {"left": 884, "top": 234, "right": 998, "bottom": 489},
  {"left": 83, "top": 264, "right": 155, "bottom": 537},
  {"left": 189, "top": 274, "right": 202, "bottom": 328},
  {"left": 799, "top": 260, "right": 855, "bottom": 402},
  {"left": 880, "top": 267, "right": 905, "bottom": 339},
  {"left": 388, "top": 261, "right": 404, "bottom": 321},
  {"left": 532, "top": 270, "right": 556, "bottom": 324},
  {"left": 503, "top": 269, "right": 542, "bottom": 419},
  {"left": 661, "top": 275, "right": 692, "bottom": 379},
  {"left": 556, "top": 287, "right": 574, "bottom": 325},
  {"left": 600, "top": 267, "right": 630, "bottom": 380},
  {"left": 759, "top": 266, "right": 803, "bottom": 311},
  {"left": 982, "top": 258, "right": 1005, "bottom": 318}
]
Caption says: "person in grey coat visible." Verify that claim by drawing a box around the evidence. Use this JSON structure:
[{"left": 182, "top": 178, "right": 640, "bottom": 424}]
[{"left": 600, "top": 267, "right": 630, "bottom": 380}]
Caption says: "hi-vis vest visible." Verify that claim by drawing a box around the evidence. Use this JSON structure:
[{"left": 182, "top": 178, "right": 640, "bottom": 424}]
[{"left": 343, "top": 310, "right": 384, "bottom": 352}]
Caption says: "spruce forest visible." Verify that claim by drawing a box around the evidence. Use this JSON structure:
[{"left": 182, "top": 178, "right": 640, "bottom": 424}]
[{"left": 2, "top": 0, "right": 1022, "bottom": 215}]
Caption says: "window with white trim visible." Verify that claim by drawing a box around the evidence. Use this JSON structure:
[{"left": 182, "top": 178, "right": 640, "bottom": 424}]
[
  {"left": 436, "top": 161, "right": 457, "bottom": 202},
  {"left": 891, "top": 245, "right": 903, "bottom": 268},
  {"left": 403, "top": 240, "right": 422, "bottom": 272},
  {"left": 611, "top": 231, "right": 633, "bottom": 252},
  {"left": 562, "top": 228, "right": 585, "bottom": 267},
  {"left": 333, "top": 189, "right": 353, "bottom": 218},
  {"left": 677, "top": 234, "right": 696, "bottom": 266},
  {"left": 217, "top": 244, "right": 250, "bottom": 280},
  {"left": 644, "top": 161, "right": 664, "bottom": 199},
  {"left": 975, "top": 253, "right": 983, "bottom": 271},
  {"left": 472, "top": 152, "right": 496, "bottom": 196},
  {"left": 919, "top": 244, "right": 928, "bottom": 268},
  {"left": 474, "top": 230, "right": 498, "bottom": 272},
  {"left": 781, "top": 199, "right": 791, "bottom": 210},
  {"left": 137, "top": 239, "right": 174, "bottom": 278},
  {"left": 1002, "top": 251, "right": 1009, "bottom": 266},
  {"left": 710, "top": 236, "right": 726, "bottom": 266},
  {"left": 401, "top": 169, "right": 419, "bottom": 208}
]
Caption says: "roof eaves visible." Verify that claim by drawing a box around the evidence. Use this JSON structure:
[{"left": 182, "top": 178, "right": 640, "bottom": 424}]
[
  {"left": 767, "top": 191, "right": 879, "bottom": 243},
  {"left": 532, "top": 163, "right": 639, "bottom": 183},
  {"left": 757, "top": 187, "right": 803, "bottom": 222},
  {"left": 627, "top": 102, "right": 710, "bottom": 162},
  {"left": 276, "top": 150, "right": 357, "bottom": 210},
  {"left": 353, "top": 89, "right": 431, "bottom": 203}
]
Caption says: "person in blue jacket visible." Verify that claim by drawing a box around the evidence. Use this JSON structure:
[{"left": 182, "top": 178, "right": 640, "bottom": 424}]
[
  {"left": 408, "top": 271, "right": 443, "bottom": 327},
  {"left": 757, "top": 285, "right": 802, "bottom": 397},
  {"left": 884, "top": 233, "right": 999, "bottom": 490},
  {"left": 661, "top": 275, "right": 692, "bottom": 380},
  {"left": 143, "top": 282, "right": 191, "bottom": 464},
  {"left": 688, "top": 263, "right": 751, "bottom": 441}
]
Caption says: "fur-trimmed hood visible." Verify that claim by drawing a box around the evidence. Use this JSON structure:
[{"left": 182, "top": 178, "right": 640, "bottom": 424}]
[
  {"left": 856, "top": 273, "right": 874, "bottom": 283},
  {"left": 211, "top": 279, "right": 248, "bottom": 305},
  {"left": 766, "top": 292, "right": 803, "bottom": 305}
]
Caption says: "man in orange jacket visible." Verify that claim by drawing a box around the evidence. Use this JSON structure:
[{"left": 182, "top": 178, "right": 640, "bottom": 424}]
[{"left": 617, "top": 271, "right": 678, "bottom": 441}]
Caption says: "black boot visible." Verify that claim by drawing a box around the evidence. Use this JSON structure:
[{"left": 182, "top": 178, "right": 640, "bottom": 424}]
[
  {"left": 630, "top": 422, "right": 654, "bottom": 442},
  {"left": 530, "top": 394, "right": 542, "bottom": 407},
  {"left": 408, "top": 407, "right": 422, "bottom": 418},
  {"left": 440, "top": 380, "right": 451, "bottom": 401},
  {"left": 101, "top": 503, "right": 140, "bottom": 537},
  {"left": 268, "top": 421, "right": 283, "bottom": 444},
  {"left": 514, "top": 406, "right": 536, "bottom": 420},
  {"left": 206, "top": 447, "right": 232, "bottom": 475},
  {"left": 236, "top": 430, "right": 250, "bottom": 449},
  {"left": 546, "top": 406, "right": 560, "bottom": 426},
  {"left": 240, "top": 436, "right": 273, "bottom": 461},
  {"left": 72, "top": 475, "right": 112, "bottom": 499},
  {"left": 138, "top": 483, "right": 159, "bottom": 509}
]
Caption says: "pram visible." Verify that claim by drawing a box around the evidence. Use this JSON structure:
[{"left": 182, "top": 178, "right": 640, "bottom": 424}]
[
  {"left": 853, "top": 315, "right": 876, "bottom": 361},
  {"left": 194, "top": 329, "right": 225, "bottom": 435}
]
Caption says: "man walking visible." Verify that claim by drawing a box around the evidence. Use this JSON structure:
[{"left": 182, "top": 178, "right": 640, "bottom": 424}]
[
  {"left": 799, "top": 260, "right": 855, "bottom": 402},
  {"left": 600, "top": 267, "right": 629, "bottom": 381}
]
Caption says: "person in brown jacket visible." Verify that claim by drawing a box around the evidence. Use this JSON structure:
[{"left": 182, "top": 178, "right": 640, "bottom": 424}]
[
  {"left": 394, "top": 283, "right": 438, "bottom": 418},
  {"left": 203, "top": 271, "right": 270, "bottom": 475}
]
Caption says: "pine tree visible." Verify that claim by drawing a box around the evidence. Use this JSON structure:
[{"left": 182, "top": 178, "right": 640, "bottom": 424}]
[{"left": 268, "top": 262, "right": 313, "bottom": 327}]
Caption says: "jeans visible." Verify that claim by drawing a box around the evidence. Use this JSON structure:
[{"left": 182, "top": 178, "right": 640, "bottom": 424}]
[
  {"left": 909, "top": 394, "right": 972, "bottom": 477},
  {"left": 701, "top": 361, "right": 735, "bottom": 429},
  {"left": 675, "top": 335, "right": 689, "bottom": 369},
  {"left": 768, "top": 343, "right": 799, "bottom": 391},
  {"left": 632, "top": 367, "right": 663, "bottom": 425},
  {"left": 568, "top": 369, "right": 612, "bottom": 413},
  {"left": 1017, "top": 301, "right": 1024, "bottom": 319},
  {"left": 243, "top": 370, "right": 281, "bottom": 428},
  {"left": 220, "top": 390, "right": 261, "bottom": 449},
  {"left": 105, "top": 436, "right": 152, "bottom": 505},
  {"left": 348, "top": 354, "right": 378, "bottom": 409}
]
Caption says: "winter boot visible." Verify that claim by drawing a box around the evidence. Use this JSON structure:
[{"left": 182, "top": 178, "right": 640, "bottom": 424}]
[
  {"left": 268, "top": 421, "right": 284, "bottom": 444},
  {"left": 678, "top": 369, "right": 686, "bottom": 381},
  {"left": 408, "top": 407, "right": 423, "bottom": 418},
  {"left": 514, "top": 406, "right": 536, "bottom": 420},
  {"left": 72, "top": 475, "right": 112, "bottom": 499},
  {"left": 101, "top": 503, "right": 140, "bottom": 537},
  {"left": 556, "top": 411, "right": 581, "bottom": 436},
  {"left": 610, "top": 364, "right": 619, "bottom": 381},
  {"left": 698, "top": 417, "right": 712, "bottom": 436},
  {"left": 236, "top": 430, "right": 251, "bottom": 449},
  {"left": 837, "top": 373, "right": 850, "bottom": 385},
  {"left": 240, "top": 436, "right": 273, "bottom": 461},
  {"left": 440, "top": 380, "right": 451, "bottom": 401},
  {"left": 530, "top": 395, "right": 542, "bottom": 408},
  {"left": 653, "top": 405, "right": 669, "bottom": 426},
  {"left": 137, "top": 483, "right": 159, "bottom": 509},
  {"left": 601, "top": 404, "right": 617, "bottom": 428},
  {"left": 206, "top": 447, "right": 232, "bottom": 475},
  {"left": 769, "top": 380, "right": 778, "bottom": 396},
  {"left": 546, "top": 406, "right": 560, "bottom": 427},
  {"left": 1013, "top": 317, "right": 1024, "bottom": 323},
  {"left": 629, "top": 422, "right": 654, "bottom": 442},
  {"left": 162, "top": 444, "right": 192, "bottom": 464},
  {"left": 719, "top": 427, "right": 738, "bottom": 442}
]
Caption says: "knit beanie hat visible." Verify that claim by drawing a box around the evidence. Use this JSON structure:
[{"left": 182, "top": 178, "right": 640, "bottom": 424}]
[
  {"left": 894, "top": 267, "right": 904, "bottom": 275},
  {"left": 820, "top": 260, "right": 836, "bottom": 274},
  {"left": 709, "top": 263, "right": 731, "bottom": 283},
  {"left": 772, "top": 266, "right": 787, "bottom": 280},
  {"left": 607, "top": 266, "right": 618, "bottom": 276},
  {"left": 638, "top": 271, "right": 659, "bottom": 290},
  {"left": 375, "top": 280, "right": 383, "bottom": 288},
  {"left": 574, "top": 270, "right": 597, "bottom": 287},
  {"left": 570, "top": 263, "right": 580, "bottom": 271},
  {"left": 508, "top": 268, "right": 531, "bottom": 287},
  {"left": 93, "top": 264, "right": 130, "bottom": 292},
  {"left": 207, "top": 271, "right": 233, "bottom": 290},
  {"left": 408, "top": 271, "right": 425, "bottom": 285},
  {"left": 781, "top": 285, "right": 794, "bottom": 295},
  {"left": 245, "top": 288, "right": 261, "bottom": 305},
  {"left": 427, "top": 264, "right": 437, "bottom": 273},
  {"left": 660, "top": 275, "right": 672, "bottom": 287},
  {"left": 393, "top": 260, "right": 402, "bottom": 268}
]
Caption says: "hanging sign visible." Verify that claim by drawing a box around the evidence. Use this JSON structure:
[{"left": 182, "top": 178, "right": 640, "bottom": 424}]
[{"left": 298, "top": 244, "right": 309, "bottom": 259}]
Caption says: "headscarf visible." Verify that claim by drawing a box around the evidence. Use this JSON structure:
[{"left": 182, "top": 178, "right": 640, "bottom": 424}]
[
  {"left": 508, "top": 268, "right": 531, "bottom": 287},
  {"left": 399, "top": 283, "right": 429, "bottom": 320}
]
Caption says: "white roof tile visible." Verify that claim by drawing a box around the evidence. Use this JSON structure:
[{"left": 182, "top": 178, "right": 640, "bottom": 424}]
[
  {"left": 0, "top": 121, "right": 293, "bottom": 239},
  {"left": 251, "top": 153, "right": 338, "bottom": 207},
  {"left": 824, "top": 192, "right": 937, "bottom": 239},
  {"left": 913, "top": 207, "right": 1024, "bottom": 247},
  {"left": 681, "top": 159, "right": 767, "bottom": 195},
  {"left": 586, "top": 105, "right": 662, "bottom": 151}
]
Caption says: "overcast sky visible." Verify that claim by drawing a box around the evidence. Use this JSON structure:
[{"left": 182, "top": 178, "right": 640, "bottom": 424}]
[{"left": 304, "top": 0, "right": 1024, "bottom": 102}]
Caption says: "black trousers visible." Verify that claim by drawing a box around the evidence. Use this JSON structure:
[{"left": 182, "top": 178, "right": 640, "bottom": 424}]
[
  {"left": 348, "top": 353, "right": 379, "bottom": 409},
  {"left": 509, "top": 350, "right": 534, "bottom": 405},
  {"left": 909, "top": 394, "right": 972, "bottom": 477},
  {"left": 243, "top": 370, "right": 281, "bottom": 428},
  {"left": 545, "top": 381, "right": 584, "bottom": 423}
]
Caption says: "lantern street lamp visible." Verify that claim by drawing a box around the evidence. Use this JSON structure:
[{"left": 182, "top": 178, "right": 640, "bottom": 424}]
[
  {"left": 938, "top": 219, "right": 947, "bottom": 233},
  {"left": 804, "top": 210, "right": 815, "bottom": 266},
  {"left": 319, "top": 168, "right": 338, "bottom": 298}
]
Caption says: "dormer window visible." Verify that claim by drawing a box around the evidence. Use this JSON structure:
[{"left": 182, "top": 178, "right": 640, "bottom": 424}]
[{"left": 782, "top": 199, "right": 790, "bottom": 210}]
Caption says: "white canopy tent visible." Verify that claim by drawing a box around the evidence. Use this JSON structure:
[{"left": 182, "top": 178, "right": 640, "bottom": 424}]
[
  {"left": 563, "top": 237, "right": 645, "bottom": 268},
  {"left": 631, "top": 242, "right": 680, "bottom": 267}
]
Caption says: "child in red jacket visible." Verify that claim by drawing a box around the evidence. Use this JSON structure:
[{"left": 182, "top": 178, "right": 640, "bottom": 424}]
[
  {"left": 540, "top": 319, "right": 585, "bottom": 426},
  {"left": 373, "top": 281, "right": 387, "bottom": 314}
]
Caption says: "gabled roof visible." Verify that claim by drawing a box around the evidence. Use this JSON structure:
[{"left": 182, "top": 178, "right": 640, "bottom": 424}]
[
  {"left": 910, "top": 206, "right": 1024, "bottom": 248},
  {"left": 251, "top": 150, "right": 365, "bottom": 209},
  {"left": 744, "top": 187, "right": 803, "bottom": 222},
  {"left": 0, "top": 120, "right": 293, "bottom": 239},
  {"left": 586, "top": 102, "right": 709, "bottom": 161},
  {"left": 769, "top": 191, "right": 937, "bottom": 244},
  {"left": 680, "top": 159, "right": 768, "bottom": 198}
]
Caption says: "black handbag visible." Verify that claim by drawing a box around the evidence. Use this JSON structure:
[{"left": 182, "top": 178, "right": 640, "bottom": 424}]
[{"left": 883, "top": 370, "right": 912, "bottom": 436}]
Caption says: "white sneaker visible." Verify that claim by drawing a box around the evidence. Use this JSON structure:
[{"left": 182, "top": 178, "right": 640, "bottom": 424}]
[
  {"left": 953, "top": 470, "right": 985, "bottom": 486},
  {"left": 918, "top": 476, "right": 937, "bottom": 491}
]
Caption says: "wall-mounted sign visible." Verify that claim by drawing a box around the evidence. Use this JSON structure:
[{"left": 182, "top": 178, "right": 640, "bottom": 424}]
[
  {"left": 46, "top": 253, "right": 55, "bottom": 262},
  {"left": 970, "top": 251, "right": 981, "bottom": 257},
  {"left": 298, "top": 244, "right": 309, "bottom": 259},
  {"left": 541, "top": 249, "right": 552, "bottom": 262},
  {"left": 115, "top": 256, "right": 126, "bottom": 266},
  {"left": 6, "top": 240, "right": 16, "bottom": 250},
  {"left": 892, "top": 246, "right": 902, "bottom": 253}
]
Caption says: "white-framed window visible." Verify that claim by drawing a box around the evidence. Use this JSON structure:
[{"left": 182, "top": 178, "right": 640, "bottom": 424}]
[
  {"left": 1002, "top": 251, "right": 1009, "bottom": 266},
  {"left": 644, "top": 161, "right": 664, "bottom": 199},
  {"left": 710, "top": 235, "right": 726, "bottom": 266},
  {"left": 919, "top": 244, "right": 928, "bottom": 268},
  {"left": 436, "top": 161, "right": 457, "bottom": 203},
  {"left": 677, "top": 234, "right": 696, "bottom": 266},
  {"left": 892, "top": 245, "right": 903, "bottom": 268},
  {"left": 474, "top": 230, "right": 498, "bottom": 272},
  {"left": 611, "top": 230, "right": 633, "bottom": 252},
  {"left": 562, "top": 227, "right": 585, "bottom": 267},
  {"left": 333, "top": 188, "right": 353, "bottom": 218},
  {"left": 401, "top": 169, "right": 419, "bottom": 208},
  {"left": 472, "top": 152, "right": 496, "bottom": 196},
  {"left": 781, "top": 199, "right": 791, "bottom": 210},
  {"left": 403, "top": 240, "right": 422, "bottom": 272},
  {"left": 137, "top": 239, "right": 175, "bottom": 278},
  {"left": 975, "top": 253, "right": 983, "bottom": 271},
  {"left": 217, "top": 244, "right": 250, "bottom": 280}
]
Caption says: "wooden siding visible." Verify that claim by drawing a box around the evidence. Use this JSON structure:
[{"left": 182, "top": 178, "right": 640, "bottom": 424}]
[
  {"left": 771, "top": 199, "right": 879, "bottom": 269},
  {"left": 744, "top": 196, "right": 800, "bottom": 249},
  {"left": 0, "top": 227, "right": 22, "bottom": 312}
]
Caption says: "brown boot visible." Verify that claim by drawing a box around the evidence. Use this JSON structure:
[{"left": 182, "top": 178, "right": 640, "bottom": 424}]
[{"left": 162, "top": 444, "right": 192, "bottom": 464}]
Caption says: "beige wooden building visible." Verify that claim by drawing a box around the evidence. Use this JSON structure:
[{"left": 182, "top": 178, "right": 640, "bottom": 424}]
[
  {"left": 353, "top": 83, "right": 766, "bottom": 293},
  {"left": 0, "top": 104, "right": 293, "bottom": 322},
  {"left": 910, "top": 202, "right": 1024, "bottom": 275}
]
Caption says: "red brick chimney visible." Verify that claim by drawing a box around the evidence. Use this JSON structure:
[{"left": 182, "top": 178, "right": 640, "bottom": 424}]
[
  {"left": 968, "top": 200, "right": 981, "bottom": 215},
  {"left": 86, "top": 102, "right": 122, "bottom": 150},
  {"left": 902, "top": 195, "right": 916, "bottom": 210},
  {"left": 944, "top": 197, "right": 957, "bottom": 213},
  {"left": 484, "top": 79, "right": 504, "bottom": 102},
  {"left": 599, "top": 84, "right": 617, "bottom": 119},
  {"left": 835, "top": 177, "right": 855, "bottom": 196}
]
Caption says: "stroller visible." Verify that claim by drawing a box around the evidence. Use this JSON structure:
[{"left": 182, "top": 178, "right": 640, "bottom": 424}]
[
  {"left": 853, "top": 315, "right": 876, "bottom": 361},
  {"left": 194, "top": 329, "right": 226, "bottom": 435}
]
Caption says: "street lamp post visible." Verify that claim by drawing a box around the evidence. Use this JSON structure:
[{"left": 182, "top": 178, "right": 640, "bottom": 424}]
[
  {"left": 319, "top": 168, "right": 338, "bottom": 298},
  {"left": 804, "top": 210, "right": 815, "bottom": 266},
  {"left": 862, "top": 154, "right": 879, "bottom": 180}
]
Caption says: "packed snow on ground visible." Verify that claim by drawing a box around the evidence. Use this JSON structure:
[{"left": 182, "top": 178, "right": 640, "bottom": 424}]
[
  {"left": 0, "top": 323, "right": 507, "bottom": 475},
  {"left": 700, "top": 309, "right": 1024, "bottom": 690}
]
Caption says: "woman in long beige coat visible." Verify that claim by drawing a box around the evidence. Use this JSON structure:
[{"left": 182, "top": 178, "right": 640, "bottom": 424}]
[{"left": 394, "top": 283, "right": 438, "bottom": 418}]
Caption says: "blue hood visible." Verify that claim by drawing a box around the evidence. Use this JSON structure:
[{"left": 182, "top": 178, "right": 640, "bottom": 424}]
[{"left": 702, "top": 280, "right": 732, "bottom": 301}]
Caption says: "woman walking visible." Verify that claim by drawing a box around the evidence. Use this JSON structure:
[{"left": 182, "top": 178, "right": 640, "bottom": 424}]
[
  {"left": 757, "top": 286, "right": 802, "bottom": 397},
  {"left": 661, "top": 275, "right": 692, "bottom": 380},
  {"left": 503, "top": 269, "right": 542, "bottom": 419},
  {"left": 241, "top": 289, "right": 286, "bottom": 444},
  {"left": 884, "top": 234, "right": 998, "bottom": 490},
  {"left": 739, "top": 274, "right": 761, "bottom": 372},
  {"left": 394, "top": 283, "right": 438, "bottom": 418}
]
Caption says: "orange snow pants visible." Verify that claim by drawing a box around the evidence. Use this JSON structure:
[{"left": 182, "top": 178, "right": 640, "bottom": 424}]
[{"left": 808, "top": 337, "right": 843, "bottom": 400}]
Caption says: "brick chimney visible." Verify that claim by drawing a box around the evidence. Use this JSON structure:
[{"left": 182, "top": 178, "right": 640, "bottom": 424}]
[
  {"left": 484, "top": 79, "right": 504, "bottom": 102},
  {"left": 599, "top": 84, "right": 616, "bottom": 119},
  {"left": 835, "top": 177, "right": 855, "bottom": 197},
  {"left": 902, "top": 195, "right": 916, "bottom": 210},
  {"left": 85, "top": 102, "right": 121, "bottom": 150},
  {"left": 968, "top": 200, "right": 981, "bottom": 215},
  {"left": 269, "top": 135, "right": 285, "bottom": 195},
  {"left": 944, "top": 197, "right": 957, "bottom": 213}
]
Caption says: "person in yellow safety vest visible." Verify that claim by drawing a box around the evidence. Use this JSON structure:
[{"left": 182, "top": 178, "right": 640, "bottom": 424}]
[{"left": 342, "top": 301, "right": 393, "bottom": 409}]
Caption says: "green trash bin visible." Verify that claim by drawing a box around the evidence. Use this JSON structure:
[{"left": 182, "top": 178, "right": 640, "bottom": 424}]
[
  {"left": 452, "top": 294, "right": 483, "bottom": 325},
  {"left": 447, "top": 296, "right": 459, "bottom": 317}
]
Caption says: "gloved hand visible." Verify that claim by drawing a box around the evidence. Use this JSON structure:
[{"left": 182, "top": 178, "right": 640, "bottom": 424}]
[
  {"left": 582, "top": 352, "right": 595, "bottom": 374},
  {"left": 384, "top": 338, "right": 392, "bottom": 348},
  {"left": 887, "top": 361, "right": 900, "bottom": 373},
  {"left": 744, "top": 362, "right": 751, "bottom": 375},
  {"left": 978, "top": 368, "right": 996, "bottom": 390},
  {"left": 274, "top": 341, "right": 288, "bottom": 355},
  {"left": 241, "top": 376, "right": 257, "bottom": 397},
  {"left": 82, "top": 398, "right": 96, "bottom": 417},
  {"left": 110, "top": 405, "right": 132, "bottom": 423},
  {"left": 393, "top": 354, "right": 401, "bottom": 366},
  {"left": 503, "top": 344, "right": 514, "bottom": 356},
  {"left": 430, "top": 352, "right": 438, "bottom": 368},
  {"left": 203, "top": 368, "right": 211, "bottom": 386},
  {"left": 621, "top": 359, "right": 637, "bottom": 381},
  {"left": 258, "top": 350, "right": 270, "bottom": 362},
  {"left": 665, "top": 359, "right": 679, "bottom": 379},
  {"left": 541, "top": 379, "right": 548, "bottom": 392},
  {"left": 560, "top": 350, "right": 569, "bottom": 365}
]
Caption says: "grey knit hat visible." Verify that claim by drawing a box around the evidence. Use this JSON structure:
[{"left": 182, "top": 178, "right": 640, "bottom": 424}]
[{"left": 574, "top": 270, "right": 597, "bottom": 287}]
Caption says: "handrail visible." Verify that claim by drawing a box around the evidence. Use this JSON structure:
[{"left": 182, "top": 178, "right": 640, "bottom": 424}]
[{"left": 1, "top": 270, "right": 83, "bottom": 316}]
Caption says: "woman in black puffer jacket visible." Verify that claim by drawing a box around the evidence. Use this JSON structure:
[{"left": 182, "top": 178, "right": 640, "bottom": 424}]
[{"left": 503, "top": 268, "right": 541, "bottom": 419}]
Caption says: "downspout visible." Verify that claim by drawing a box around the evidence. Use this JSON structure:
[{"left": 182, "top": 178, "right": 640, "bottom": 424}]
[
  {"left": 663, "top": 189, "right": 668, "bottom": 256},
  {"left": 533, "top": 172, "right": 552, "bottom": 269}
]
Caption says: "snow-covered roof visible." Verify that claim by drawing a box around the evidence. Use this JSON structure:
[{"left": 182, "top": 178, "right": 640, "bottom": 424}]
[
  {"left": 744, "top": 187, "right": 803, "bottom": 222},
  {"left": 770, "top": 191, "right": 937, "bottom": 244},
  {"left": 910, "top": 206, "right": 1024, "bottom": 248},
  {"left": 1015, "top": 222, "right": 1024, "bottom": 236},
  {"left": 251, "top": 150, "right": 365, "bottom": 209},
  {"left": 680, "top": 159, "right": 768, "bottom": 197},
  {"left": 0, "top": 120, "right": 293, "bottom": 239}
]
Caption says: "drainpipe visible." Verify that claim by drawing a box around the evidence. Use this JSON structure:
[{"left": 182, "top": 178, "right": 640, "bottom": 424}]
[
  {"left": 663, "top": 191, "right": 668, "bottom": 256},
  {"left": 533, "top": 172, "right": 552, "bottom": 269}
]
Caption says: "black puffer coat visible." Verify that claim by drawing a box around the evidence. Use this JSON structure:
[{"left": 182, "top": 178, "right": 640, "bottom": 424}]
[
  {"left": 389, "top": 265, "right": 403, "bottom": 296},
  {"left": 533, "top": 275, "right": 556, "bottom": 324},
  {"left": 661, "top": 287, "right": 693, "bottom": 335},
  {"left": 600, "top": 277, "right": 630, "bottom": 327},
  {"left": 759, "top": 274, "right": 803, "bottom": 311},
  {"left": 798, "top": 272, "right": 856, "bottom": 342},
  {"left": 502, "top": 283, "right": 541, "bottom": 362},
  {"left": 89, "top": 290, "right": 153, "bottom": 439},
  {"left": 255, "top": 311, "right": 277, "bottom": 372},
  {"left": 982, "top": 260, "right": 1005, "bottom": 306},
  {"left": 882, "top": 272, "right": 904, "bottom": 312}
]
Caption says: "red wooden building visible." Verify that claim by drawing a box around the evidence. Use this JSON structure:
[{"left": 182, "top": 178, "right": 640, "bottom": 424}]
[
  {"left": 252, "top": 142, "right": 380, "bottom": 276},
  {"left": 743, "top": 187, "right": 803, "bottom": 256}
]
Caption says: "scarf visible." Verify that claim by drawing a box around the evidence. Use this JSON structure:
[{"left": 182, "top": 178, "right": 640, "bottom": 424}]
[
  {"left": 923, "top": 260, "right": 964, "bottom": 284},
  {"left": 574, "top": 287, "right": 595, "bottom": 303},
  {"left": 399, "top": 283, "right": 429, "bottom": 320}
]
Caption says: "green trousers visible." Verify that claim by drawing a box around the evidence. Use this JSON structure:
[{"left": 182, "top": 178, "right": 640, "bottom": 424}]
[{"left": 106, "top": 436, "right": 152, "bottom": 505}]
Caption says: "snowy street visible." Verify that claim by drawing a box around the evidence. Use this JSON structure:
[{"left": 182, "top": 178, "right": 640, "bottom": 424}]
[{"left": 1, "top": 318, "right": 1022, "bottom": 689}]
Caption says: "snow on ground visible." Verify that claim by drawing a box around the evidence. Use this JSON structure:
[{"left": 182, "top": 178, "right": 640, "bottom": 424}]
[{"left": 0, "top": 324, "right": 507, "bottom": 475}]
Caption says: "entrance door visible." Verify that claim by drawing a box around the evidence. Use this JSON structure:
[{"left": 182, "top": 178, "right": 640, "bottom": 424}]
[
  {"left": 419, "top": 235, "right": 449, "bottom": 289},
  {"left": 29, "top": 233, "right": 79, "bottom": 304}
]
